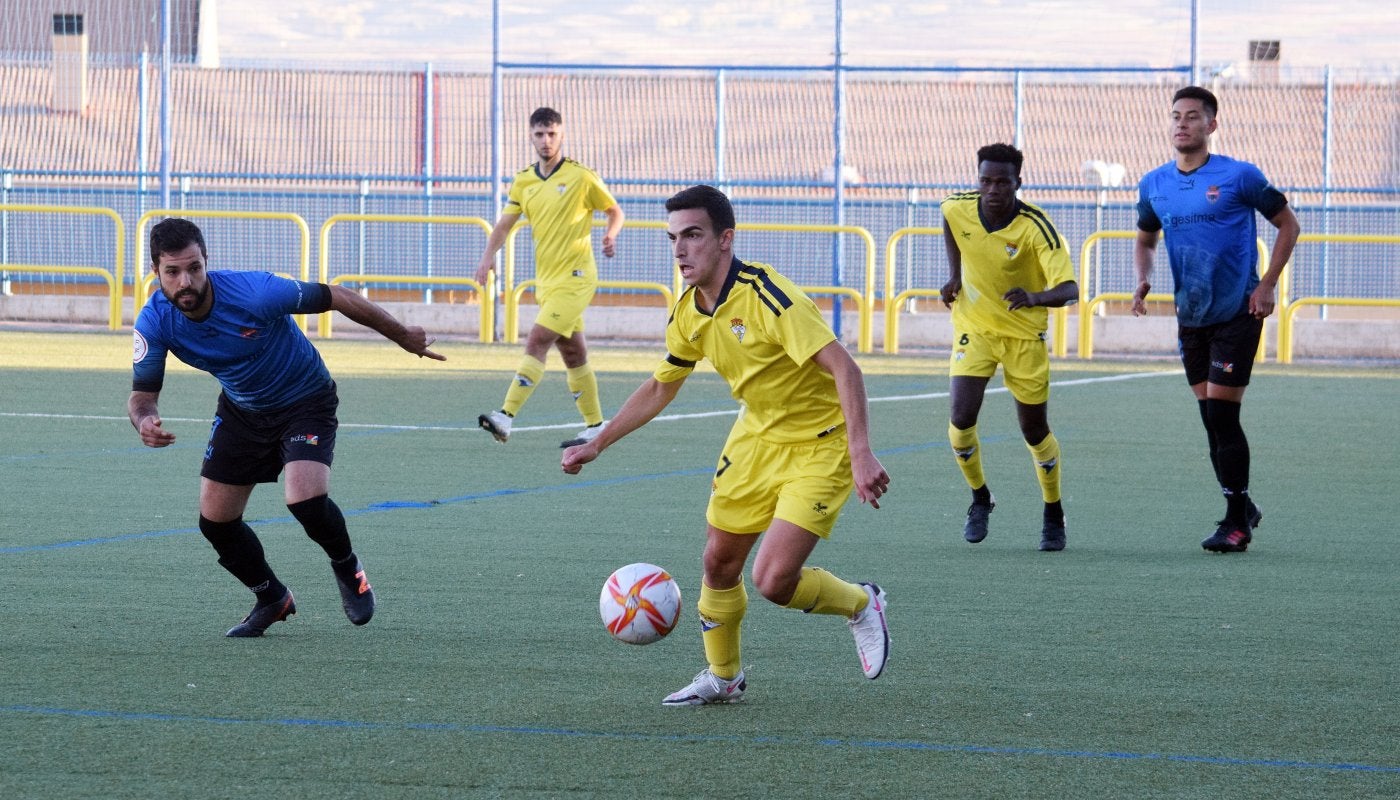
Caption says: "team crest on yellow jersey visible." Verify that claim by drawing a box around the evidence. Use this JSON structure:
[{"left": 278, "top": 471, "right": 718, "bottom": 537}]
[
  {"left": 1004, "top": 243, "right": 1019, "bottom": 258},
  {"left": 557, "top": 183, "right": 567, "bottom": 194},
  {"left": 730, "top": 317, "right": 746, "bottom": 343}
]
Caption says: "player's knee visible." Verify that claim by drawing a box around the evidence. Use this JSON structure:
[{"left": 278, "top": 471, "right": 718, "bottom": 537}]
[
  {"left": 198, "top": 514, "right": 243, "bottom": 544},
  {"left": 287, "top": 493, "right": 343, "bottom": 530},
  {"left": 749, "top": 563, "right": 799, "bottom": 606}
]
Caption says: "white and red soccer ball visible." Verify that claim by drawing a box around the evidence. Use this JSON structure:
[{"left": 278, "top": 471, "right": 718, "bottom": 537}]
[{"left": 599, "top": 562, "right": 682, "bottom": 645}]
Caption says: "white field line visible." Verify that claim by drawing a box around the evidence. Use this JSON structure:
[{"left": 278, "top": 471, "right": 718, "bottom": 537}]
[{"left": 1, "top": 370, "right": 1176, "bottom": 433}]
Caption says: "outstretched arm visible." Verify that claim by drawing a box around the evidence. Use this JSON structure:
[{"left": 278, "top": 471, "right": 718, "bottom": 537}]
[
  {"left": 561, "top": 376, "right": 683, "bottom": 474},
  {"left": 128, "top": 389, "right": 176, "bottom": 448},
  {"left": 811, "top": 341, "right": 890, "bottom": 509},
  {"left": 328, "top": 284, "right": 445, "bottom": 360}
]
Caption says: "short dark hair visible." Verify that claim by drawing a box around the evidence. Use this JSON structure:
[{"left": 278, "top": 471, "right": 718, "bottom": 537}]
[
  {"left": 529, "top": 107, "right": 562, "bottom": 127},
  {"left": 665, "top": 185, "right": 736, "bottom": 233},
  {"left": 149, "top": 218, "right": 207, "bottom": 266},
  {"left": 1172, "top": 85, "right": 1218, "bottom": 117},
  {"left": 976, "top": 142, "right": 1024, "bottom": 175}
]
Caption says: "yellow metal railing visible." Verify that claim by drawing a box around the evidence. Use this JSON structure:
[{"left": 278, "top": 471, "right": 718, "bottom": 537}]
[
  {"left": 135, "top": 209, "right": 311, "bottom": 330},
  {"left": 500, "top": 220, "right": 674, "bottom": 344},
  {"left": 1078, "top": 231, "right": 1271, "bottom": 361},
  {"left": 0, "top": 204, "right": 125, "bottom": 330},
  {"left": 740, "top": 223, "right": 877, "bottom": 354},
  {"left": 505, "top": 278, "right": 675, "bottom": 345},
  {"left": 1278, "top": 234, "right": 1400, "bottom": 363},
  {"left": 317, "top": 213, "right": 494, "bottom": 341},
  {"left": 502, "top": 220, "right": 878, "bottom": 353},
  {"left": 882, "top": 227, "right": 942, "bottom": 355}
]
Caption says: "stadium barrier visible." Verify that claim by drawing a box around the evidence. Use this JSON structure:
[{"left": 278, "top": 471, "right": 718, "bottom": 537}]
[
  {"left": 1078, "top": 231, "right": 1273, "bottom": 360},
  {"left": 499, "top": 219, "right": 676, "bottom": 345},
  {"left": 135, "top": 209, "right": 312, "bottom": 331},
  {"left": 0, "top": 204, "right": 125, "bottom": 330},
  {"left": 501, "top": 220, "right": 876, "bottom": 353},
  {"left": 1278, "top": 233, "right": 1400, "bottom": 363},
  {"left": 882, "top": 226, "right": 1069, "bottom": 356},
  {"left": 316, "top": 213, "right": 495, "bottom": 342}
]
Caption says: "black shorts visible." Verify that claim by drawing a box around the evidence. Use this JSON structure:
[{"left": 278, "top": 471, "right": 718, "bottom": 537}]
[
  {"left": 201, "top": 382, "right": 339, "bottom": 485},
  {"left": 1177, "top": 312, "right": 1263, "bottom": 388}
]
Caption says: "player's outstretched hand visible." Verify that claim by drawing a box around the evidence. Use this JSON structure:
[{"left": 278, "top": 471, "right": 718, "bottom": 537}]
[
  {"left": 561, "top": 443, "right": 599, "bottom": 475},
  {"left": 400, "top": 326, "right": 446, "bottom": 361},
  {"left": 852, "top": 450, "right": 890, "bottom": 509},
  {"left": 137, "top": 415, "right": 176, "bottom": 448}
]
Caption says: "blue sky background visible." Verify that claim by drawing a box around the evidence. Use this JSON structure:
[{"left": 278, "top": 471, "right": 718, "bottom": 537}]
[{"left": 216, "top": 1, "right": 1398, "bottom": 76}]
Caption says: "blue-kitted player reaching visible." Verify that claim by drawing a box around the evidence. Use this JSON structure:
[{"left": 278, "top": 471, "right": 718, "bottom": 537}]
[{"left": 128, "top": 218, "right": 445, "bottom": 636}]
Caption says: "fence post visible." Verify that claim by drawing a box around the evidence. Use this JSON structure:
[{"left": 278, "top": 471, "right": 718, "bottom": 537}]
[
  {"left": 1321, "top": 65, "right": 1334, "bottom": 319},
  {"left": 422, "top": 61, "right": 436, "bottom": 304},
  {"left": 1, "top": 170, "right": 10, "bottom": 295},
  {"left": 159, "top": 0, "right": 172, "bottom": 211},
  {"left": 831, "top": 0, "right": 847, "bottom": 340}
]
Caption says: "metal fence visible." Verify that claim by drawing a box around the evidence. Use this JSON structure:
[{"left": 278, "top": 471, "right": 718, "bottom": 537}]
[{"left": 2, "top": 2, "right": 1398, "bottom": 354}]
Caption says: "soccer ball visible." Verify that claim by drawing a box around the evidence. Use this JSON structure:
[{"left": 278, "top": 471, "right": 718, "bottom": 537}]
[{"left": 599, "top": 562, "right": 682, "bottom": 645}]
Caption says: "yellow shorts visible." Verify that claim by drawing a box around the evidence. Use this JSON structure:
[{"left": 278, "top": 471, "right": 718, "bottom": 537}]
[
  {"left": 706, "top": 424, "right": 853, "bottom": 538},
  {"left": 949, "top": 328, "right": 1051, "bottom": 405},
  {"left": 534, "top": 275, "right": 596, "bottom": 337}
]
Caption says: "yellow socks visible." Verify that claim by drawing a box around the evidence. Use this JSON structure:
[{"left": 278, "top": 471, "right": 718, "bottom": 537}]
[
  {"left": 949, "top": 422, "right": 986, "bottom": 491},
  {"left": 501, "top": 355, "right": 546, "bottom": 417},
  {"left": 565, "top": 363, "right": 604, "bottom": 426},
  {"left": 783, "top": 567, "right": 868, "bottom": 617},
  {"left": 697, "top": 582, "right": 747, "bottom": 680},
  {"left": 1027, "top": 432, "right": 1062, "bottom": 503}
]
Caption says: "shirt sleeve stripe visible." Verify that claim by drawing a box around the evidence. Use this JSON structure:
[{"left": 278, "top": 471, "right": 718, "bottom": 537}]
[
  {"left": 736, "top": 265, "right": 793, "bottom": 315},
  {"left": 1018, "top": 206, "right": 1063, "bottom": 250}
]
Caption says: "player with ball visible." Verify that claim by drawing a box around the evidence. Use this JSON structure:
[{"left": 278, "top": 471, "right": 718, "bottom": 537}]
[{"left": 563, "top": 185, "right": 891, "bottom": 705}]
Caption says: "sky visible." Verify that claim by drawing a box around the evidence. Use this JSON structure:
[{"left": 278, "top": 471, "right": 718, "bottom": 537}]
[{"left": 214, "top": 0, "right": 1400, "bottom": 76}]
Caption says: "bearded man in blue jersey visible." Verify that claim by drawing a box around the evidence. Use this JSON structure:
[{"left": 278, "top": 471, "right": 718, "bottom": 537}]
[
  {"left": 1133, "top": 86, "right": 1300, "bottom": 554},
  {"left": 129, "top": 218, "right": 445, "bottom": 636}
]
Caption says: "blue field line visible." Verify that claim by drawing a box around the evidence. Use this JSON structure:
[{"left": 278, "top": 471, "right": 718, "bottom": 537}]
[
  {"left": 0, "top": 433, "right": 1017, "bottom": 556},
  {"left": 2, "top": 703, "right": 1395, "bottom": 775},
  {"left": 0, "top": 466, "right": 713, "bottom": 555}
]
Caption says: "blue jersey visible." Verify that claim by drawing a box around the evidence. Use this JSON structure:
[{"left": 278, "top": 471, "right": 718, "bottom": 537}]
[
  {"left": 1137, "top": 154, "right": 1288, "bottom": 327},
  {"left": 133, "top": 271, "right": 334, "bottom": 412}
]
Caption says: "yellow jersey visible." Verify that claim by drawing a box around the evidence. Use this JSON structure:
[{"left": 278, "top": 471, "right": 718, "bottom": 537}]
[
  {"left": 654, "top": 258, "right": 843, "bottom": 444},
  {"left": 941, "top": 192, "right": 1075, "bottom": 340},
  {"left": 504, "top": 158, "right": 617, "bottom": 286}
]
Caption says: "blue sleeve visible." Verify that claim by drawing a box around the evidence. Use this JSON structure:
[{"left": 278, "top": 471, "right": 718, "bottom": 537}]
[
  {"left": 1136, "top": 179, "right": 1162, "bottom": 232},
  {"left": 131, "top": 306, "right": 168, "bottom": 393},
  {"left": 251, "top": 275, "right": 332, "bottom": 318},
  {"left": 1238, "top": 163, "right": 1289, "bottom": 221}
]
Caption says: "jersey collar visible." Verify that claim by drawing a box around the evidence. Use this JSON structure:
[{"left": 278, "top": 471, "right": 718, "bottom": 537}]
[
  {"left": 692, "top": 256, "right": 745, "bottom": 316},
  {"left": 1175, "top": 153, "right": 1214, "bottom": 177},
  {"left": 534, "top": 158, "right": 566, "bottom": 181},
  {"left": 978, "top": 198, "right": 1023, "bottom": 234}
]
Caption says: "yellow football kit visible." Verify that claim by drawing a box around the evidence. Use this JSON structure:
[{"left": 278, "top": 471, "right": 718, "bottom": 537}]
[
  {"left": 505, "top": 158, "right": 617, "bottom": 289},
  {"left": 653, "top": 257, "right": 851, "bottom": 536},
  {"left": 941, "top": 192, "right": 1075, "bottom": 405}
]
